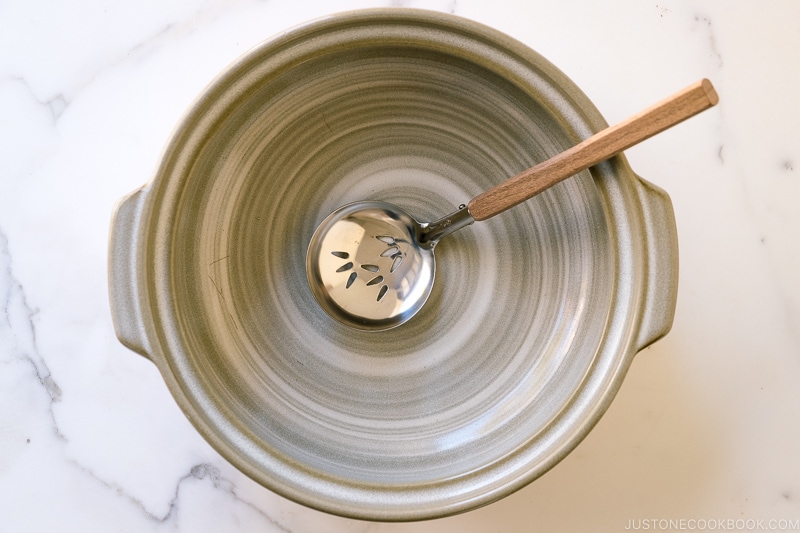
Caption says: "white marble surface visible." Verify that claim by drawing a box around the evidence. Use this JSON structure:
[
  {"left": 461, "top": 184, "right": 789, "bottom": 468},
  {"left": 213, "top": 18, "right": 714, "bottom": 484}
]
[{"left": 1, "top": 0, "right": 799, "bottom": 531}]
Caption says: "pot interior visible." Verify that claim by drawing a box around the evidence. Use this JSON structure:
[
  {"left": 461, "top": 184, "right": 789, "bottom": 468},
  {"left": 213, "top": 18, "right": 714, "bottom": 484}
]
[{"left": 149, "top": 14, "right": 617, "bottom": 518}]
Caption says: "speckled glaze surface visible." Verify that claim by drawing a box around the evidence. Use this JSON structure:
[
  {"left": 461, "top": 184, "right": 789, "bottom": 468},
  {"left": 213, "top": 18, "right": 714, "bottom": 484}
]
[{"left": 109, "top": 9, "right": 677, "bottom": 521}]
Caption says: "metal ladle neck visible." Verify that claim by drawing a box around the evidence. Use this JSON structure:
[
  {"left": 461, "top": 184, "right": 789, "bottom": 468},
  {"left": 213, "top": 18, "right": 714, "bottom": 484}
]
[{"left": 419, "top": 204, "right": 475, "bottom": 248}]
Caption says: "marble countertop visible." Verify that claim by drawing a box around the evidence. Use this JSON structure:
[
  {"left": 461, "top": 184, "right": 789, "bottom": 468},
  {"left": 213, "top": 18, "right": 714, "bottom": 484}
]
[{"left": 2, "top": 0, "right": 798, "bottom": 531}]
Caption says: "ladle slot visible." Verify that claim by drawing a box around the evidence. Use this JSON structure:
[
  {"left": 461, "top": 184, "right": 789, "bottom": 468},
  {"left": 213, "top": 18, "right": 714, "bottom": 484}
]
[
  {"left": 390, "top": 256, "right": 403, "bottom": 273},
  {"left": 377, "top": 285, "right": 388, "bottom": 301}
]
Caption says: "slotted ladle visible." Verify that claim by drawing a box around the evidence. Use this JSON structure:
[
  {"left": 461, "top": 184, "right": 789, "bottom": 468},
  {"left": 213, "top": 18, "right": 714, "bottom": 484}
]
[{"left": 307, "top": 79, "right": 718, "bottom": 330}]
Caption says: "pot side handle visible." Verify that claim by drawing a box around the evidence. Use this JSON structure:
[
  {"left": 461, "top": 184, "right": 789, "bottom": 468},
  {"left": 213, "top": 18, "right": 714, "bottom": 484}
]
[
  {"left": 108, "top": 187, "right": 152, "bottom": 359},
  {"left": 634, "top": 176, "right": 679, "bottom": 351}
]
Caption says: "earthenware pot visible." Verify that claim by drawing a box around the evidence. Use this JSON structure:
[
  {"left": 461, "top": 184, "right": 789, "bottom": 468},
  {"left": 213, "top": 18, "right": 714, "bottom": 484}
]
[{"left": 109, "top": 9, "right": 678, "bottom": 521}]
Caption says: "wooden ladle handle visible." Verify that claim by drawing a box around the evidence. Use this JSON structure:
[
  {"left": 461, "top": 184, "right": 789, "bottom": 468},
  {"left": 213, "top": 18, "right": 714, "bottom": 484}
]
[{"left": 467, "top": 79, "right": 719, "bottom": 221}]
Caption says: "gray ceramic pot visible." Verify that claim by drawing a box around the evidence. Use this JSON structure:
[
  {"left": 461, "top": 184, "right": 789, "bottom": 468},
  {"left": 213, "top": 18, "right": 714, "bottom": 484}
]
[{"left": 109, "top": 9, "right": 678, "bottom": 521}]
